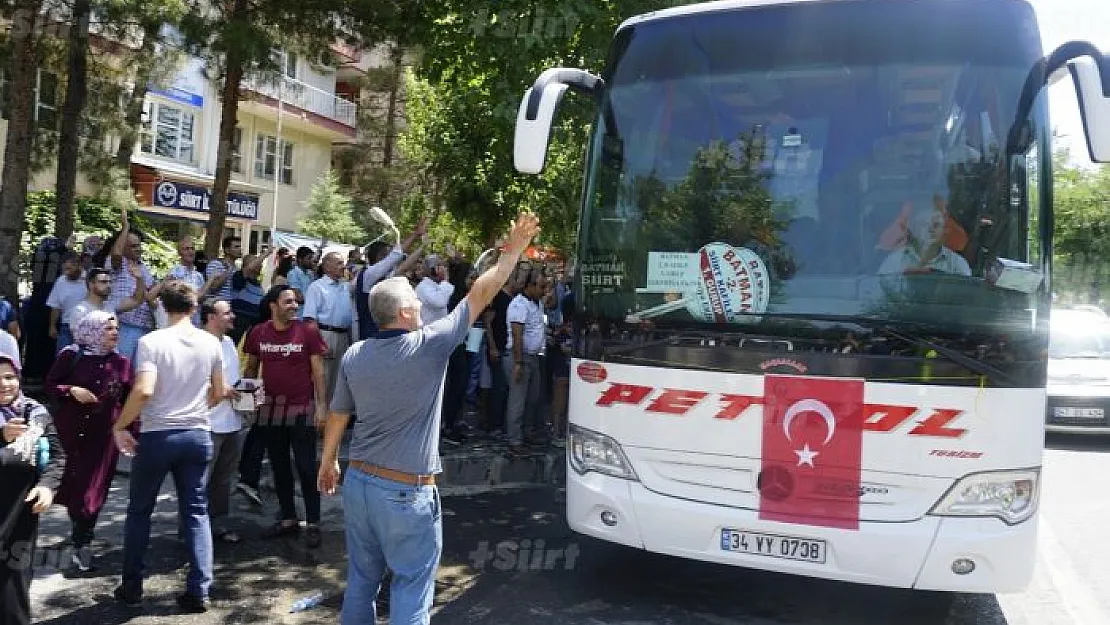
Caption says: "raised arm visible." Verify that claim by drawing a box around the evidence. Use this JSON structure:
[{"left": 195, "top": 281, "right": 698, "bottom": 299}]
[
  {"left": 116, "top": 261, "right": 147, "bottom": 313},
  {"left": 109, "top": 206, "right": 129, "bottom": 271},
  {"left": 464, "top": 212, "right": 540, "bottom": 327}
]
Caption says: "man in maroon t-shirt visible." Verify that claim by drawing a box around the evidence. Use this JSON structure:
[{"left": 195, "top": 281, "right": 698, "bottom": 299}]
[{"left": 243, "top": 285, "right": 328, "bottom": 547}]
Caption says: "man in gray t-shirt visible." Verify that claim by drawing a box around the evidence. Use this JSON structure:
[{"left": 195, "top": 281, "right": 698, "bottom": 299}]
[
  {"left": 112, "top": 281, "right": 225, "bottom": 612},
  {"left": 319, "top": 212, "right": 540, "bottom": 625}
]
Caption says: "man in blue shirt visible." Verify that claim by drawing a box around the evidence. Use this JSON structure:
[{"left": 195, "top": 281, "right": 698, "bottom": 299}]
[
  {"left": 287, "top": 247, "right": 317, "bottom": 318},
  {"left": 318, "top": 212, "right": 540, "bottom": 625},
  {"left": 303, "top": 252, "right": 353, "bottom": 406}
]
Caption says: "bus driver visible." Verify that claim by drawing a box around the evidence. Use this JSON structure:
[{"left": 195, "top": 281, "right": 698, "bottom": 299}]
[{"left": 878, "top": 207, "right": 972, "bottom": 277}]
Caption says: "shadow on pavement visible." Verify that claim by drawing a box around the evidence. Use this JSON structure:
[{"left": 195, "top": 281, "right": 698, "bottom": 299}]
[
  {"left": 30, "top": 481, "right": 1008, "bottom": 624},
  {"left": 428, "top": 488, "right": 976, "bottom": 625}
]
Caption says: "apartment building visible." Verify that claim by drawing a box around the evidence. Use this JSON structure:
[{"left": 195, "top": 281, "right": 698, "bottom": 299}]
[
  {"left": 129, "top": 48, "right": 360, "bottom": 253},
  {"left": 0, "top": 36, "right": 364, "bottom": 255}
]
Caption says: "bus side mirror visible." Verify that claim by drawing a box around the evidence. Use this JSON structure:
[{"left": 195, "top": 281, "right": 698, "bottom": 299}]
[
  {"left": 1070, "top": 56, "right": 1110, "bottom": 163},
  {"left": 514, "top": 68, "right": 605, "bottom": 175},
  {"left": 514, "top": 84, "right": 569, "bottom": 175}
]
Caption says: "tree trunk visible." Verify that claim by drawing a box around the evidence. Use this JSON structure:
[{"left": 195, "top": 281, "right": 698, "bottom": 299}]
[
  {"left": 375, "top": 46, "right": 404, "bottom": 207},
  {"left": 54, "top": 0, "right": 92, "bottom": 241},
  {"left": 0, "top": 0, "right": 43, "bottom": 301},
  {"left": 115, "top": 21, "right": 161, "bottom": 169},
  {"left": 204, "top": 8, "right": 248, "bottom": 259},
  {"left": 381, "top": 46, "right": 404, "bottom": 169}
]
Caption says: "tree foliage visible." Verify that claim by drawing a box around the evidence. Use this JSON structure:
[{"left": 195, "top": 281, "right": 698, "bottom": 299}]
[
  {"left": 1051, "top": 152, "right": 1110, "bottom": 303},
  {"left": 22, "top": 190, "right": 179, "bottom": 278},
  {"left": 298, "top": 170, "right": 366, "bottom": 244},
  {"left": 396, "top": 1, "right": 691, "bottom": 254}
]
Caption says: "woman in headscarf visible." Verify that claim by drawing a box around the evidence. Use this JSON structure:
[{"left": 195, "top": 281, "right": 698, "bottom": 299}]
[
  {"left": 0, "top": 354, "right": 65, "bottom": 625},
  {"left": 44, "top": 311, "right": 132, "bottom": 571}
]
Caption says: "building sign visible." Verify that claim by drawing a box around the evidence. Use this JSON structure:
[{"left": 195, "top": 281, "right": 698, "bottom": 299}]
[
  {"left": 153, "top": 180, "right": 259, "bottom": 221},
  {"left": 150, "top": 57, "right": 206, "bottom": 108}
]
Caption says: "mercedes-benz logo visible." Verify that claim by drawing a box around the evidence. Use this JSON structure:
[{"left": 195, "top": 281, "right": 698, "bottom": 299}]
[
  {"left": 155, "top": 182, "right": 178, "bottom": 206},
  {"left": 758, "top": 465, "right": 794, "bottom": 502}
]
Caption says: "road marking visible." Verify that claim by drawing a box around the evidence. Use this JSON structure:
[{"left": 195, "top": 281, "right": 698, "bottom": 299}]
[{"left": 1023, "top": 518, "right": 1107, "bottom": 625}]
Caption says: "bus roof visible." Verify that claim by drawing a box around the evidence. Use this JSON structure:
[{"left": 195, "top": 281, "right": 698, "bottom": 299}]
[{"left": 617, "top": 0, "right": 1034, "bottom": 33}]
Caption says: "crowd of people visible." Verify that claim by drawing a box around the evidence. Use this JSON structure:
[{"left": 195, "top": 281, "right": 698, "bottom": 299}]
[{"left": 0, "top": 207, "right": 553, "bottom": 624}]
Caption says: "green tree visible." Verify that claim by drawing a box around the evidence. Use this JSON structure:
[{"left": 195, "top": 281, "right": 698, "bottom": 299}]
[
  {"left": 396, "top": 1, "right": 691, "bottom": 254},
  {"left": 180, "top": 0, "right": 421, "bottom": 259},
  {"left": 1050, "top": 151, "right": 1110, "bottom": 302},
  {"left": 298, "top": 170, "right": 366, "bottom": 244},
  {"left": 0, "top": 0, "right": 50, "bottom": 301}
]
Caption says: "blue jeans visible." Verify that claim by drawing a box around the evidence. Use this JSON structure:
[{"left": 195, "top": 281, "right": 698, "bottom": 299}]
[
  {"left": 341, "top": 467, "right": 442, "bottom": 625},
  {"left": 122, "top": 429, "right": 214, "bottom": 599},
  {"left": 117, "top": 323, "right": 147, "bottom": 363}
]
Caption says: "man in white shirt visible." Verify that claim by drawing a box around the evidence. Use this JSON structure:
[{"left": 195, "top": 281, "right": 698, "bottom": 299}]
[
  {"left": 415, "top": 255, "right": 455, "bottom": 326},
  {"left": 879, "top": 208, "right": 971, "bottom": 277},
  {"left": 167, "top": 237, "right": 214, "bottom": 327},
  {"left": 303, "top": 252, "right": 354, "bottom": 405},
  {"left": 111, "top": 281, "right": 225, "bottom": 612},
  {"left": 46, "top": 250, "right": 87, "bottom": 352},
  {"left": 70, "top": 268, "right": 146, "bottom": 334},
  {"left": 504, "top": 270, "right": 549, "bottom": 455},
  {"left": 201, "top": 299, "right": 245, "bottom": 545}
]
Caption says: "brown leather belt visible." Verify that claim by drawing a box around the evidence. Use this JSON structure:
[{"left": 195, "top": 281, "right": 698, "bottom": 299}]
[{"left": 349, "top": 459, "right": 435, "bottom": 486}]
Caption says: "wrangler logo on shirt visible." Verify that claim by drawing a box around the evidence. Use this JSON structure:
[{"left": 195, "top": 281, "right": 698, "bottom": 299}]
[{"left": 258, "top": 342, "right": 305, "bottom": 356}]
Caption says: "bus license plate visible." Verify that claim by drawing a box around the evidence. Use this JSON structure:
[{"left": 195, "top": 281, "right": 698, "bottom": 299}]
[
  {"left": 1054, "top": 407, "right": 1104, "bottom": 419},
  {"left": 720, "top": 529, "right": 826, "bottom": 564}
]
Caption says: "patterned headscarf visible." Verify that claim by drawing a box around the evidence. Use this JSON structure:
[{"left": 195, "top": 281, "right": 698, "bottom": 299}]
[{"left": 72, "top": 310, "right": 117, "bottom": 356}]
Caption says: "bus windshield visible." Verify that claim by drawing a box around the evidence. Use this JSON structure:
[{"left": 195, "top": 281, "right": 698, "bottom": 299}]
[{"left": 578, "top": 0, "right": 1049, "bottom": 336}]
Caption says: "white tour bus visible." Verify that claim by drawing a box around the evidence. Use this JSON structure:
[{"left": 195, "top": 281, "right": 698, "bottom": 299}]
[{"left": 513, "top": 0, "right": 1110, "bottom": 592}]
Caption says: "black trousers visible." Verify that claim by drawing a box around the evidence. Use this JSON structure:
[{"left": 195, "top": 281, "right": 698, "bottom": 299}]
[
  {"left": 263, "top": 418, "right": 320, "bottom": 525},
  {"left": 1, "top": 463, "right": 39, "bottom": 625},
  {"left": 238, "top": 423, "right": 267, "bottom": 489},
  {"left": 442, "top": 345, "right": 469, "bottom": 431}
]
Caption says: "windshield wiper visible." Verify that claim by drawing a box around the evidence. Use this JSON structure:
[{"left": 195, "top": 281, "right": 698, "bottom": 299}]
[
  {"left": 876, "top": 325, "right": 1018, "bottom": 387},
  {"left": 749, "top": 312, "right": 1019, "bottom": 387}
]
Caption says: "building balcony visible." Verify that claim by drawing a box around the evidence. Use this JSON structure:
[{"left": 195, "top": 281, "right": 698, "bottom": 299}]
[{"left": 242, "top": 74, "right": 357, "bottom": 135}]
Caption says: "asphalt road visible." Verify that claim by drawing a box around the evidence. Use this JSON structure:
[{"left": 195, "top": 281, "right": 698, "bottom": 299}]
[{"left": 26, "top": 433, "right": 1110, "bottom": 624}]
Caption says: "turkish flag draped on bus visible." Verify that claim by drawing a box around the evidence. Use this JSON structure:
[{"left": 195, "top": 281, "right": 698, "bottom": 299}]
[{"left": 759, "top": 375, "right": 865, "bottom": 530}]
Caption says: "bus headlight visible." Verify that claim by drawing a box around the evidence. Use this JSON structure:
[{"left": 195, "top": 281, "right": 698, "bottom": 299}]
[
  {"left": 568, "top": 424, "right": 638, "bottom": 481},
  {"left": 929, "top": 469, "right": 1039, "bottom": 525}
]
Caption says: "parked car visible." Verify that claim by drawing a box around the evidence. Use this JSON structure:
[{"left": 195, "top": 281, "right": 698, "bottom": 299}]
[{"left": 1046, "top": 308, "right": 1110, "bottom": 433}]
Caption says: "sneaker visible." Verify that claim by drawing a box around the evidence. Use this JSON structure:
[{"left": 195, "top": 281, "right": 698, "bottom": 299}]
[
  {"left": 305, "top": 525, "right": 322, "bottom": 549},
  {"left": 176, "top": 593, "right": 209, "bottom": 613},
  {"left": 71, "top": 547, "right": 96, "bottom": 572},
  {"left": 263, "top": 521, "right": 301, "bottom": 539},
  {"left": 113, "top": 586, "right": 142, "bottom": 608},
  {"left": 236, "top": 483, "right": 263, "bottom": 507}
]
